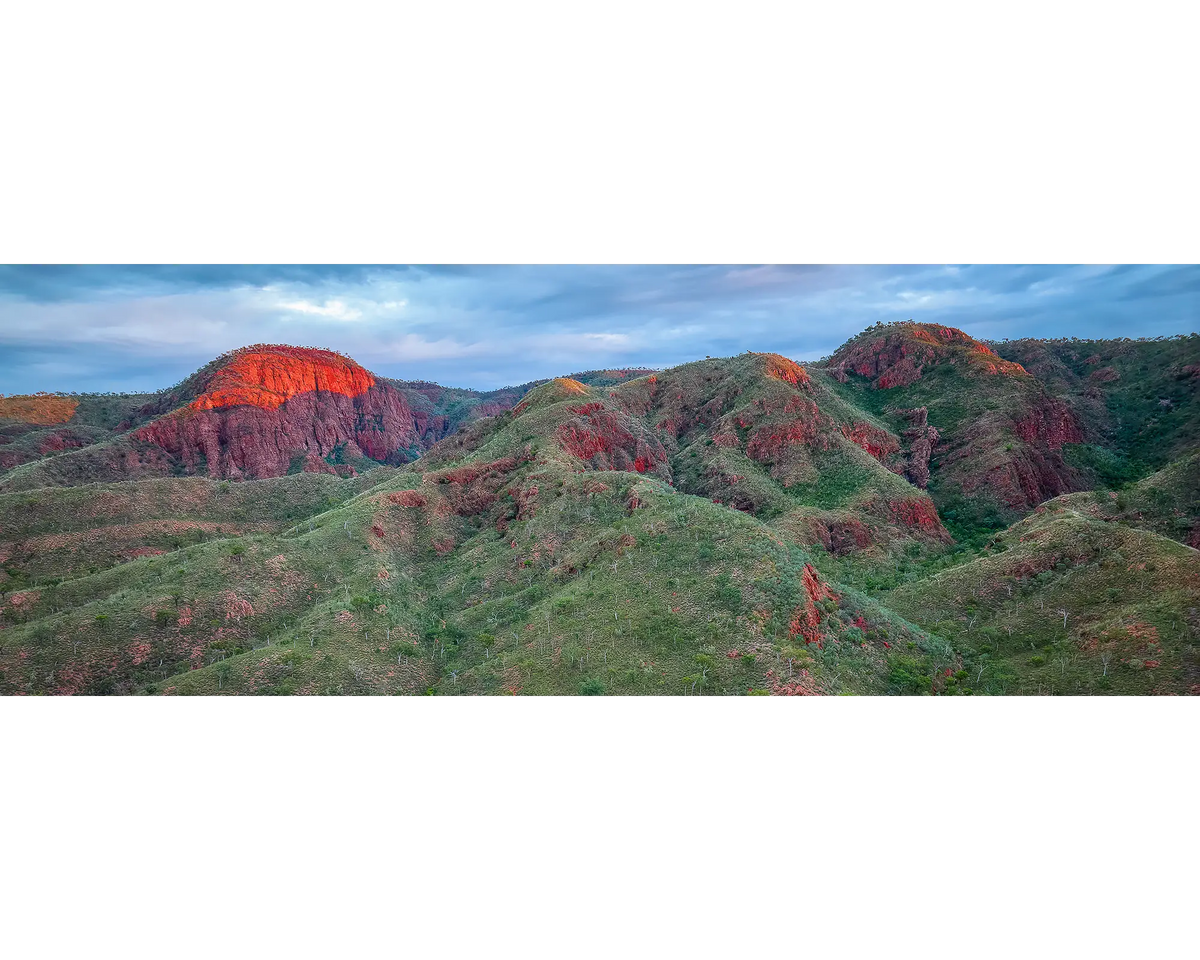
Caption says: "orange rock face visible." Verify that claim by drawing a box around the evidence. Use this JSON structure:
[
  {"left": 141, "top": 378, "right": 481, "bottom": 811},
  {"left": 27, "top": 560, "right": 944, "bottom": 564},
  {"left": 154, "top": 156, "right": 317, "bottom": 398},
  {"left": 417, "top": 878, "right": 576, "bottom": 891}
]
[
  {"left": 190, "top": 348, "right": 375, "bottom": 410},
  {"left": 0, "top": 394, "right": 79, "bottom": 424},
  {"left": 757, "top": 353, "right": 810, "bottom": 389},
  {"left": 133, "top": 345, "right": 419, "bottom": 480}
]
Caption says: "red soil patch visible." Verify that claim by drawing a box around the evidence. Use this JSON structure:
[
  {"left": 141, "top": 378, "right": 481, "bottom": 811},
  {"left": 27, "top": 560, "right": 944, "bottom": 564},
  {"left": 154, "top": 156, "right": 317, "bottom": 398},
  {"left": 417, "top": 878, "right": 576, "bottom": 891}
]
[
  {"left": 513, "top": 484, "right": 540, "bottom": 521},
  {"left": 36, "top": 430, "right": 90, "bottom": 455},
  {"left": 389, "top": 490, "right": 427, "bottom": 507},
  {"left": 877, "top": 358, "right": 925, "bottom": 389},
  {"left": 766, "top": 668, "right": 823, "bottom": 696},
  {"left": 299, "top": 453, "right": 342, "bottom": 476},
  {"left": 1000, "top": 553, "right": 1061, "bottom": 581},
  {"left": 557, "top": 405, "right": 667, "bottom": 474},
  {"left": 428, "top": 452, "right": 532, "bottom": 486}
]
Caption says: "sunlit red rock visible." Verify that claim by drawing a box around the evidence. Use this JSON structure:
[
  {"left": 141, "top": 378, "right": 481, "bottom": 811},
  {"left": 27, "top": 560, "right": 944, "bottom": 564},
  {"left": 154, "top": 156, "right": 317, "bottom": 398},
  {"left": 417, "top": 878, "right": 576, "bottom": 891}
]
[
  {"left": 189, "top": 347, "right": 375, "bottom": 411},
  {"left": 756, "top": 353, "right": 811, "bottom": 389},
  {"left": 829, "top": 322, "right": 1027, "bottom": 388},
  {"left": 132, "top": 346, "right": 420, "bottom": 480},
  {"left": 0, "top": 394, "right": 79, "bottom": 425}
]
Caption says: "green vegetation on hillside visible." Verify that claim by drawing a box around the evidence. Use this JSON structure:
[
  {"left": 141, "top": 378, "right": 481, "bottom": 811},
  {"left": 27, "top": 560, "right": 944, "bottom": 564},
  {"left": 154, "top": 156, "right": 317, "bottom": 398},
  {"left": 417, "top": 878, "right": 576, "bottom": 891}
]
[{"left": 2, "top": 328, "right": 1196, "bottom": 695}]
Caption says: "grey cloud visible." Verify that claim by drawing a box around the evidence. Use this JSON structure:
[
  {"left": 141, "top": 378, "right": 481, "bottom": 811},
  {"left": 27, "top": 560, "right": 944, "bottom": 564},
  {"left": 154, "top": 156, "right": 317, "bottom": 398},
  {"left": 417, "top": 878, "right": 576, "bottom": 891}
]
[{"left": 0, "top": 265, "right": 1195, "bottom": 394}]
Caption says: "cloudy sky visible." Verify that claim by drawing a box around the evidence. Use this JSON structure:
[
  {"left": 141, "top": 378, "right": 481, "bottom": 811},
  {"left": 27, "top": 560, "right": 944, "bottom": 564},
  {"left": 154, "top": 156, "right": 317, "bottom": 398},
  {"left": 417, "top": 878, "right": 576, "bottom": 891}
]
[{"left": 0, "top": 264, "right": 1196, "bottom": 395}]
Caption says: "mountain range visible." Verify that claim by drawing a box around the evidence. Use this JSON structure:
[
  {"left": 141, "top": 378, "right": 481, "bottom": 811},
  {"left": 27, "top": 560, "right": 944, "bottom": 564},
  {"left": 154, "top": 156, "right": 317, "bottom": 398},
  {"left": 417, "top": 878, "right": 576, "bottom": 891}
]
[{"left": 1, "top": 322, "right": 1196, "bottom": 695}]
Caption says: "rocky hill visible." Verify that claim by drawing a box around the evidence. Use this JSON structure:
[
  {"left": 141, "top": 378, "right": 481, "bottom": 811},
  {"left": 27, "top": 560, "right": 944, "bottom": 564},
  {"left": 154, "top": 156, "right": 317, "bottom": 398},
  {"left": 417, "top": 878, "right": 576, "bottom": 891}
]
[{"left": 1, "top": 324, "right": 1195, "bottom": 695}]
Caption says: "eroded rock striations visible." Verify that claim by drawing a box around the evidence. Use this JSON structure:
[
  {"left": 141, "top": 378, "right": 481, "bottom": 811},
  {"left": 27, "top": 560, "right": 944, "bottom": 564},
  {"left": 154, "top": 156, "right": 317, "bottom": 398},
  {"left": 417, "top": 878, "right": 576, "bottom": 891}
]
[{"left": 134, "top": 347, "right": 420, "bottom": 479}]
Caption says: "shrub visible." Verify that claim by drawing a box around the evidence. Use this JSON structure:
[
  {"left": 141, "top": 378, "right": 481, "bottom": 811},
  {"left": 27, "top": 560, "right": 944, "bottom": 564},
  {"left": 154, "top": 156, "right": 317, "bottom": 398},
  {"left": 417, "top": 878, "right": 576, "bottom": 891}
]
[
  {"left": 886, "top": 655, "right": 930, "bottom": 695},
  {"left": 579, "top": 677, "right": 605, "bottom": 695},
  {"left": 716, "top": 582, "right": 742, "bottom": 613}
]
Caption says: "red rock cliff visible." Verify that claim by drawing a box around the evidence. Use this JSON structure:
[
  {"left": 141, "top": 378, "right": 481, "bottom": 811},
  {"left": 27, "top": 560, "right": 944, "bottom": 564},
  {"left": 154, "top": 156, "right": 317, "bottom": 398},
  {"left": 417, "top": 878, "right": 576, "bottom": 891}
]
[
  {"left": 189, "top": 348, "right": 376, "bottom": 410},
  {"left": 134, "top": 347, "right": 419, "bottom": 479}
]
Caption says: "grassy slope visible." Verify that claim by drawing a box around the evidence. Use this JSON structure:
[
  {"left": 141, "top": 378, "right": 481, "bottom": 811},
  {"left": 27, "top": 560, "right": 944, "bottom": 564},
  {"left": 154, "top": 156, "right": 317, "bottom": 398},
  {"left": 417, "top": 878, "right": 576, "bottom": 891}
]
[
  {"left": 619, "top": 354, "right": 949, "bottom": 559},
  {"left": 1036, "top": 453, "right": 1200, "bottom": 548},
  {"left": 886, "top": 507, "right": 1200, "bottom": 695},
  {"left": 2, "top": 338, "right": 1196, "bottom": 697},
  {"left": 0, "top": 394, "right": 159, "bottom": 480},
  {"left": 818, "top": 323, "right": 1092, "bottom": 539},
  {"left": 992, "top": 334, "right": 1200, "bottom": 482},
  {"left": 0, "top": 470, "right": 397, "bottom": 587},
  {"left": 0, "top": 375, "right": 949, "bottom": 696}
]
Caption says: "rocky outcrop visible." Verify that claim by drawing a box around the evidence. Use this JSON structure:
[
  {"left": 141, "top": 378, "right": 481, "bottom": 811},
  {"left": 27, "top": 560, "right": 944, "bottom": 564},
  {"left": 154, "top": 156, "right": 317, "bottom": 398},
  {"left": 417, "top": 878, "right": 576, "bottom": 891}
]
[
  {"left": 787, "top": 563, "right": 839, "bottom": 648},
  {"left": 1012, "top": 397, "right": 1084, "bottom": 449},
  {"left": 188, "top": 347, "right": 376, "bottom": 411},
  {"left": 556, "top": 402, "right": 670, "bottom": 476},
  {"left": 943, "top": 396, "right": 1085, "bottom": 510},
  {"left": 127, "top": 347, "right": 424, "bottom": 480},
  {"left": 894, "top": 406, "right": 939, "bottom": 489},
  {"left": 829, "top": 322, "right": 1028, "bottom": 389},
  {"left": 0, "top": 394, "right": 78, "bottom": 425},
  {"left": 840, "top": 421, "right": 901, "bottom": 464},
  {"left": 135, "top": 382, "right": 418, "bottom": 479}
]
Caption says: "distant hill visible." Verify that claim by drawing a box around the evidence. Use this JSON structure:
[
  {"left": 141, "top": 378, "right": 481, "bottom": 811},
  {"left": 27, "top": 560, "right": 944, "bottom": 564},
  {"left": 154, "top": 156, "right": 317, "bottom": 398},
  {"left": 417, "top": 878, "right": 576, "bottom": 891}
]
[{"left": 1, "top": 323, "right": 1195, "bottom": 695}]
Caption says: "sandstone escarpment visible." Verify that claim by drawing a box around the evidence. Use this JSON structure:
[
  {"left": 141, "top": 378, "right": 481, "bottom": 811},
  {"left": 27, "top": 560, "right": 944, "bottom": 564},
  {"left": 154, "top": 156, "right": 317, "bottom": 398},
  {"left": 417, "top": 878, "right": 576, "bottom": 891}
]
[
  {"left": 135, "top": 382, "right": 419, "bottom": 479},
  {"left": 188, "top": 347, "right": 376, "bottom": 411},
  {"left": 118, "top": 346, "right": 430, "bottom": 480}
]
